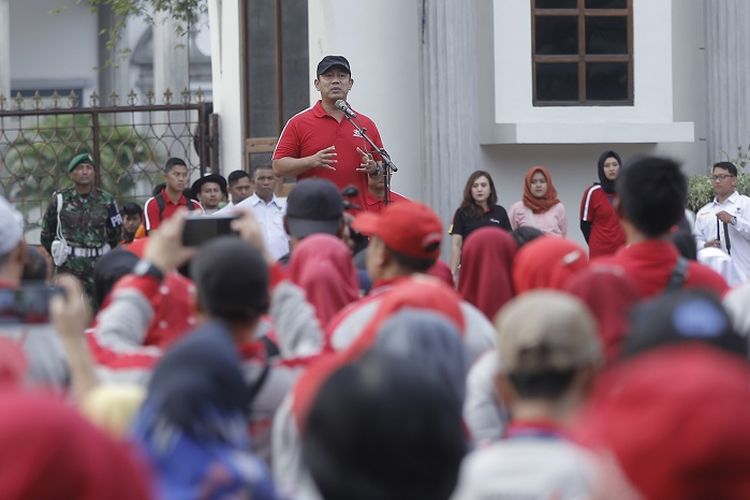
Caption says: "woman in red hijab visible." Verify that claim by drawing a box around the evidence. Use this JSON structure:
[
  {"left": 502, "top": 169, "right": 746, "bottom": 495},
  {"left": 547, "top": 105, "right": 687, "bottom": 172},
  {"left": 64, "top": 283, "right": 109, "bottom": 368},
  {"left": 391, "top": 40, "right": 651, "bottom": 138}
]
[
  {"left": 458, "top": 227, "right": 516, "bottom": 321},
  {"left": 289, "top": 234, "right": 360, "bottom": 326},
  {"left": 508, "top": 166, "right": 567, "bottom": 237},
  {"left": 512, "top": 236, "right": 587, "bottom": 294}
]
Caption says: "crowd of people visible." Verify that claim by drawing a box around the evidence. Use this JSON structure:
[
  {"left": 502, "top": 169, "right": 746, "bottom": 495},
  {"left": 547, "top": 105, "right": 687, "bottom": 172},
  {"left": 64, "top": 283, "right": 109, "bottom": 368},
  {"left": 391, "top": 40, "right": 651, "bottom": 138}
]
[{"left": 2, "top": 54, "right": 750, "bottom": 500}]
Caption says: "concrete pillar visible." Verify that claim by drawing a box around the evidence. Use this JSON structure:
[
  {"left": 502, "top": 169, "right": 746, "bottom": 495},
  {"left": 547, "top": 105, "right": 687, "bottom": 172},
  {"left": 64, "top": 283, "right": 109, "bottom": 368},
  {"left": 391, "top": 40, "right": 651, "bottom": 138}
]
[
  {"left": 208, "top": 0, "right": 244, "bottom": 175},
  {"left": 0, "top": 0, "right": 10, "bottom": 99},
  {"left": 706, "top": 1, "right": 750, "bottom": 166},
  {"left": 420, "top": 0, "right": 481, "bottom": 235},
  {"left": 97, "top": 5, "right": 130, "bottom": 103}
]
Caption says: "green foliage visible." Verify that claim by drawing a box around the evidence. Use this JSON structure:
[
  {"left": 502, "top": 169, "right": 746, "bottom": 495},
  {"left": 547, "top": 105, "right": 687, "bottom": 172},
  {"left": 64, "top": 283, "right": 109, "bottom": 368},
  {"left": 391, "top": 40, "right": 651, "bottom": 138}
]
[{"left": 3, "top": 114, "right": 162, "bottom": 202}]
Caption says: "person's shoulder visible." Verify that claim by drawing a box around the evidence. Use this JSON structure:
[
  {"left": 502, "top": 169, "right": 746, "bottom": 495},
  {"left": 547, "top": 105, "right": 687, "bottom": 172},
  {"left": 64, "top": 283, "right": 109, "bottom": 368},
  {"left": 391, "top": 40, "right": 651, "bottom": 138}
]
[
  {"left": 687, "top": 260, "right": 730, "bottom": 294},
  {"left": 94, "top": 188, "right": 116, "bottom": 202},
  {"left": 284, "top": 103, "right": 317, "bottom": 125},
  {"left": 491, "top": 204, "right": 509, "bottom": 215},
  {"left": 390, "top": 191, "right": 409, "bottom": 203},
  {"left": 696, "top": 199, "right": 716, "bottom": 215},
  {"left": 233, "top": 194, "right": 259, "bottom": 210},
  {"left": 581, "top": 183, "right": 603, "bottom": 201},
  {"left": 57, "top": 187, "right": 76, "bottom": 198},
  {"left": 453, "top": 205, "right": 467, "bottom": 218}
]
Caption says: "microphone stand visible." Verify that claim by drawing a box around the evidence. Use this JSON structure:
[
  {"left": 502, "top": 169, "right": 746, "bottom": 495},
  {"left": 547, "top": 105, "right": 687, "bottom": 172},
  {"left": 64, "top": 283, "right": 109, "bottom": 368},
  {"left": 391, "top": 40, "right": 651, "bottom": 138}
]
[{"left": 341, "top": 112, "right": 398, "bottom": 205}]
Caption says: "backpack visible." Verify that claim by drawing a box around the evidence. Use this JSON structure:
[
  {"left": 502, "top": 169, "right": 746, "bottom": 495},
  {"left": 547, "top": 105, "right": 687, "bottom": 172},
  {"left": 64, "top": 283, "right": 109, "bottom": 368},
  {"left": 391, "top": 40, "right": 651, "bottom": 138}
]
[{"left": 155, "top": 190, "right": 196, "bottom": 220}]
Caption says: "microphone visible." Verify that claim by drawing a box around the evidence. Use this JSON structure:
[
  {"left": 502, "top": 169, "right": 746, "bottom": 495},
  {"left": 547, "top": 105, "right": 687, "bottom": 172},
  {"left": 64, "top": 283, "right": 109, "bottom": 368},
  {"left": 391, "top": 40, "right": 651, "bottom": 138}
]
[{"left": 335, "top": 99, "right": 357, "bottom": 118}]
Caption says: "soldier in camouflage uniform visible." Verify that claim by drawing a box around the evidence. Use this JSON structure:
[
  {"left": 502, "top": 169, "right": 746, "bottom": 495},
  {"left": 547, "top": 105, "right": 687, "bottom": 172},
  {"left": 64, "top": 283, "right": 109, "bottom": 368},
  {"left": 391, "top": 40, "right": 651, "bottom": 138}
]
[{"left": 41, "top": 153, "right": 122, "bottom": 297}]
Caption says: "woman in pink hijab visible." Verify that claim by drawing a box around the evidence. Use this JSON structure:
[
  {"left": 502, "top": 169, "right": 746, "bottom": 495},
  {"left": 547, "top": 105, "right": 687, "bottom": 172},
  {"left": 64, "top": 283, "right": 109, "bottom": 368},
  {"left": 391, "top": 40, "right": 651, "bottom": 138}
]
[{"left": 289, "top": 234, "right": 360, "bottom": 326}]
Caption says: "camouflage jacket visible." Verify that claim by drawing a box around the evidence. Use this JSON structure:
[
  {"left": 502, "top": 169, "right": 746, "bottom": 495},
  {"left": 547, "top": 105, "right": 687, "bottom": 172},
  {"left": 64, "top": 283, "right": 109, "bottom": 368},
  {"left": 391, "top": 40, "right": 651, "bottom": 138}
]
[{"left": 40, "top": 188, "right": 122, "bottom": 253}]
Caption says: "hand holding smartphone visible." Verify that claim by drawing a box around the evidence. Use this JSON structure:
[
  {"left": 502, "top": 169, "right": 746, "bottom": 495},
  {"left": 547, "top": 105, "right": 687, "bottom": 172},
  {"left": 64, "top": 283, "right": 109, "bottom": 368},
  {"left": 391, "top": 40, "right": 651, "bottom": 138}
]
[
  {"left": 181, "top": 213, "right": 239, "bottom": 247},
  {"left": 0, "top": 282, "right": 65, "bottom": 325}
]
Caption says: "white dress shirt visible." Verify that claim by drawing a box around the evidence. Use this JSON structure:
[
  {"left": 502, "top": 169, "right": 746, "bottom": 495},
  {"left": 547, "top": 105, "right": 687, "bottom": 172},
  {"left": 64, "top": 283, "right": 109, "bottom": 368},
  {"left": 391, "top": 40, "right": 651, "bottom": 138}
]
[
  {"left": 694, "top": 191, "right": 750, "bottom": 286},
  {"left": 219, "top": 194, "right": 290, "bottom": 261}
]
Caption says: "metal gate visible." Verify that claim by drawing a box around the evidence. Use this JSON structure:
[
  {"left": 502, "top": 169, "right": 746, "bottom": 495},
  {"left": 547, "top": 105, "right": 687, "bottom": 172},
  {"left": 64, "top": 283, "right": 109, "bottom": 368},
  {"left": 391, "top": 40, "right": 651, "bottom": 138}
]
[{"left": 0, "top": 89, "right": 218, "bottom": 242}]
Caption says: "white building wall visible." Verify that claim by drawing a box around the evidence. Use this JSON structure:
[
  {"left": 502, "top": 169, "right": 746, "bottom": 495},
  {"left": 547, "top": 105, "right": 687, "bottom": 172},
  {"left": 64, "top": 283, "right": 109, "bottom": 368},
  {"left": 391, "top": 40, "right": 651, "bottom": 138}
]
[
  {"left": 307, "top": 0, "right": 423, "bottom": 199},
  {"left": 9, "top": 0, "right": 97, "bottom": 91},
  {"left": 474, "top": 0, "right": 706, "bottom": 249},
  {"left": 208, "top": 1, "right": 706, "bottom": 252}
]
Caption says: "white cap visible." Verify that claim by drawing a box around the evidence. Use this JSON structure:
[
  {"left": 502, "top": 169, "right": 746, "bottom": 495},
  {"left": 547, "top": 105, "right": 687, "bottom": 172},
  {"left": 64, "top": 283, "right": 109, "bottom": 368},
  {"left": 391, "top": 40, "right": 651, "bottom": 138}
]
[{"left": 0, "top": 196, "right": 23, "bottom": 256}]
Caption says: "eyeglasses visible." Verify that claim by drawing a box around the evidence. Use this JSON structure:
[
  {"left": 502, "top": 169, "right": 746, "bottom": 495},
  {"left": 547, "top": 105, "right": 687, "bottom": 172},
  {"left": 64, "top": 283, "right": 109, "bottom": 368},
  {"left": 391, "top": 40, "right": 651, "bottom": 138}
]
[{"left": 711, "top": 174, "right": 735, "bottom": 182}]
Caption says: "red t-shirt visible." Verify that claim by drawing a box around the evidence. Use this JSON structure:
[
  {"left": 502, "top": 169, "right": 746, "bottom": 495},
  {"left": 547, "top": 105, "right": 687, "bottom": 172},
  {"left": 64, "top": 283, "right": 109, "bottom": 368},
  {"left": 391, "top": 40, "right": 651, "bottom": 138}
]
[
  {"left": 143, "top": 189, "right": 202, "bottom": 232},
  {"left": 580, "top": 185, "right": 626, "bottom": 258},
  {"left": 593, "top": 240, "right": 729, "bottom": 299},
  {"left": 363, "top": 190, "right": 408, "bottom": 214},
  {"left": 273, "top": 100, "right": 384, "bottom": 209}
]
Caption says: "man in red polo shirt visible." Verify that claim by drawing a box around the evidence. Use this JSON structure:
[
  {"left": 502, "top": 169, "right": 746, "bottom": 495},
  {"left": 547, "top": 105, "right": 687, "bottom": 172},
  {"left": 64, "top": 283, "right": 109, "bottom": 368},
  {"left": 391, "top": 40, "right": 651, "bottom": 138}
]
[
  {"left": 593, "top": 156, "right": 728, "bottom": 298},
  {"left": 143, "top": 158, "right": 202, "bottom": 233},
  {"left": 272, "top": 55, "right": 383, "bottom": 210}
]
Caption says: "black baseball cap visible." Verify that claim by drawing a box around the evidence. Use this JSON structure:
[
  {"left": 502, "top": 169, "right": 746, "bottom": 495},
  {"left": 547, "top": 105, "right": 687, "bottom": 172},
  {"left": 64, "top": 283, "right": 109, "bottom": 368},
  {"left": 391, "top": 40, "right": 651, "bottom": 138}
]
[
  {"left": 623, "top": 289, "right": 748, "bottom": 359},
  {"left": 285, "top": 179, "right": 344, "bottom": 239},
  {"left": 316, "top": 55, "right": 351, "bottom": 76}
]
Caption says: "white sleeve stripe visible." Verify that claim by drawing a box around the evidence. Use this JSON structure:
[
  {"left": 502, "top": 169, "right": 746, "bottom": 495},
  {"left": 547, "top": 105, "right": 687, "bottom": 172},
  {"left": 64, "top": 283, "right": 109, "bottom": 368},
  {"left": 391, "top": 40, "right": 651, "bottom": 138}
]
[
  {"left": 143, "top": 197, "right": 155, "bottom": 230},
  {"left": 271, "top": 105, "right": 315, "bottom": 158},
  {"left": 582, "top": 185, "right": 601, "bottom": 221}
]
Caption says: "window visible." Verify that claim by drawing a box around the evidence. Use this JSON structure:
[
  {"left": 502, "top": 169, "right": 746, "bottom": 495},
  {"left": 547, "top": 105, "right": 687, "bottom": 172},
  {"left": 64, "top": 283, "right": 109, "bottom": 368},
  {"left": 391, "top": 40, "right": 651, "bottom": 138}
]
[
  {"left": 531, "top": 0, "right": 633, "bottom": 106},
  {"left": 242, "top": 0, "right": 309, "bottom": 168}
]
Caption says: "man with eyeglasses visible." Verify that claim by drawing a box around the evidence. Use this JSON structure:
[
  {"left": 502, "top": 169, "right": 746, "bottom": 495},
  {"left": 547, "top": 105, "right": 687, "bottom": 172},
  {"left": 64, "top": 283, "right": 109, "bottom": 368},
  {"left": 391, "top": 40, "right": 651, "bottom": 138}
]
[
  {"left": 694, "top": 161, "right": 750, "bottom": 285},
  {"left": 272, "top": 55, "right": 383, "bottom": 211}
]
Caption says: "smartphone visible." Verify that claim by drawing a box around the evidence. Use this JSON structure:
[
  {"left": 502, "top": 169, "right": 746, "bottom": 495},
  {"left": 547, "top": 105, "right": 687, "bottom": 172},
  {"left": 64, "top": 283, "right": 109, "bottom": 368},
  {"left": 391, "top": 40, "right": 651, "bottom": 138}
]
[
  {"left": 0, "top": 282, "right": 65, "bottom": 325},
  {"left": 181, "top": 213, "right": 239, "bottom": 247}
]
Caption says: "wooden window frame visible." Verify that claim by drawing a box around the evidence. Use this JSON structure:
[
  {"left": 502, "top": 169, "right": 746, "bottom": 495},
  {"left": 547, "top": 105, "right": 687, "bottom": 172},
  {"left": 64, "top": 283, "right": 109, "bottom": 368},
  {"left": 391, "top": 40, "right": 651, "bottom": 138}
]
[{"left": 531, "top": 0, "right": 634, "bottom": 106}]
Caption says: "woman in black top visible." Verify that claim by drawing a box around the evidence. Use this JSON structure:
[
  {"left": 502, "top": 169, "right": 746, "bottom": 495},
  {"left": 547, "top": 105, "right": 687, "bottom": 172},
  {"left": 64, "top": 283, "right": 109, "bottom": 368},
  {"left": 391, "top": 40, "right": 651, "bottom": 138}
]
[{"left": 449, "top": 170, "right": 512, "bottom": 277}]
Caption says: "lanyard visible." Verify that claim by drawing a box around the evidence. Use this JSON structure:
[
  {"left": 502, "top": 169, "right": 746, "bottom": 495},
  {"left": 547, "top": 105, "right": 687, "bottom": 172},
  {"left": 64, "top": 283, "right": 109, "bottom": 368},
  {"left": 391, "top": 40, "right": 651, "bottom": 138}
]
[{"left": 716, "top": 218, "right": 732, "bottom": 255}]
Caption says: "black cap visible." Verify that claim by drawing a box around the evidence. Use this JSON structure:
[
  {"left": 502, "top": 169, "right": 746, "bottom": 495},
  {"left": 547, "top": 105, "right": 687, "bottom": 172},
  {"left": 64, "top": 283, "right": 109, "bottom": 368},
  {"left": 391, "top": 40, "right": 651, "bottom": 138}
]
[
  {"left": 316, "top": 55, "right": 351, "bottom": 76},
  {"left": 285, "top": 179, "right": 344, "bottom": 239},
  {"left": 623, "top": 289, "right": 748, "bottom": 359},
  {"left": 191, "top": 173, "right": 228, "bottom": 198}
]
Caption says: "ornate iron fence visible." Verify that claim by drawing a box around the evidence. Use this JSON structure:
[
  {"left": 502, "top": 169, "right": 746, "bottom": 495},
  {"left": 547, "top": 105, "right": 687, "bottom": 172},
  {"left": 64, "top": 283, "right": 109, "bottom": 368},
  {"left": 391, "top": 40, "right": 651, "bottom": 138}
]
[{"left": 0, "top": 89, "right": 218, "bottom": 243}]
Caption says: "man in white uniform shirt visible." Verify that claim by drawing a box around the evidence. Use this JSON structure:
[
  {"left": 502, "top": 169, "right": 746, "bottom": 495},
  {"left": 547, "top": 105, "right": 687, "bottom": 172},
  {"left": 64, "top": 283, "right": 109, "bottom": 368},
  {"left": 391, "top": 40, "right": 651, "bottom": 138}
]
[
  {"left": 694, "top": 161, "right": 750, "bottom": 286},
  {"left": 220, "top": 164, "right": 289, "bottom": 261}
]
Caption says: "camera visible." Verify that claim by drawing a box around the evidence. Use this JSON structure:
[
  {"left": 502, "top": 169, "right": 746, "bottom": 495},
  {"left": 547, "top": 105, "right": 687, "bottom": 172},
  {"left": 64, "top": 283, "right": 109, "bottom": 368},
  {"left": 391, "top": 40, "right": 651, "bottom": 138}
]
[
  {"left": 0, "top": 283, "right": 65, "bottom": 325},
  {"left": 181, "top": 213, "right": 239, "bottom": 247}
]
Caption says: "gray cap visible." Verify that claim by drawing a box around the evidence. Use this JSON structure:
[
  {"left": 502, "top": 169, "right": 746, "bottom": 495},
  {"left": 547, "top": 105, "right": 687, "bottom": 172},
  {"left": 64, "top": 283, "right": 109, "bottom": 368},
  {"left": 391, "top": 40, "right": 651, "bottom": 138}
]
[{"left": 495, "top": 291, "right": 601, "bottom": 374}]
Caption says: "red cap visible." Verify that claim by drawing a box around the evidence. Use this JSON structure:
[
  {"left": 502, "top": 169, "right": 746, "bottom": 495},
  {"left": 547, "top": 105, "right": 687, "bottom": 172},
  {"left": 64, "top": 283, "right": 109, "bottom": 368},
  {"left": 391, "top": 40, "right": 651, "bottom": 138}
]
[
  {"left": 352, "top": 201, "right": 443, "bottom": 260},
  {"left": 574, "top": 344, "right": 750, "bottom": 499}
]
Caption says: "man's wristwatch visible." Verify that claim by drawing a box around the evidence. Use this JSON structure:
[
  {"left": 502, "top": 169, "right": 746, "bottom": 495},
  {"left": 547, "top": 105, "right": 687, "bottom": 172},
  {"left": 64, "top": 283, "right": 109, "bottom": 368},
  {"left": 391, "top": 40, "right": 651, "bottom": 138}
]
[
  {"left": 731, "top": 216, "right": 738, "bottom": 226},
  {"left": 133, "top": 259, "right": 165, "bottom": 282}
]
